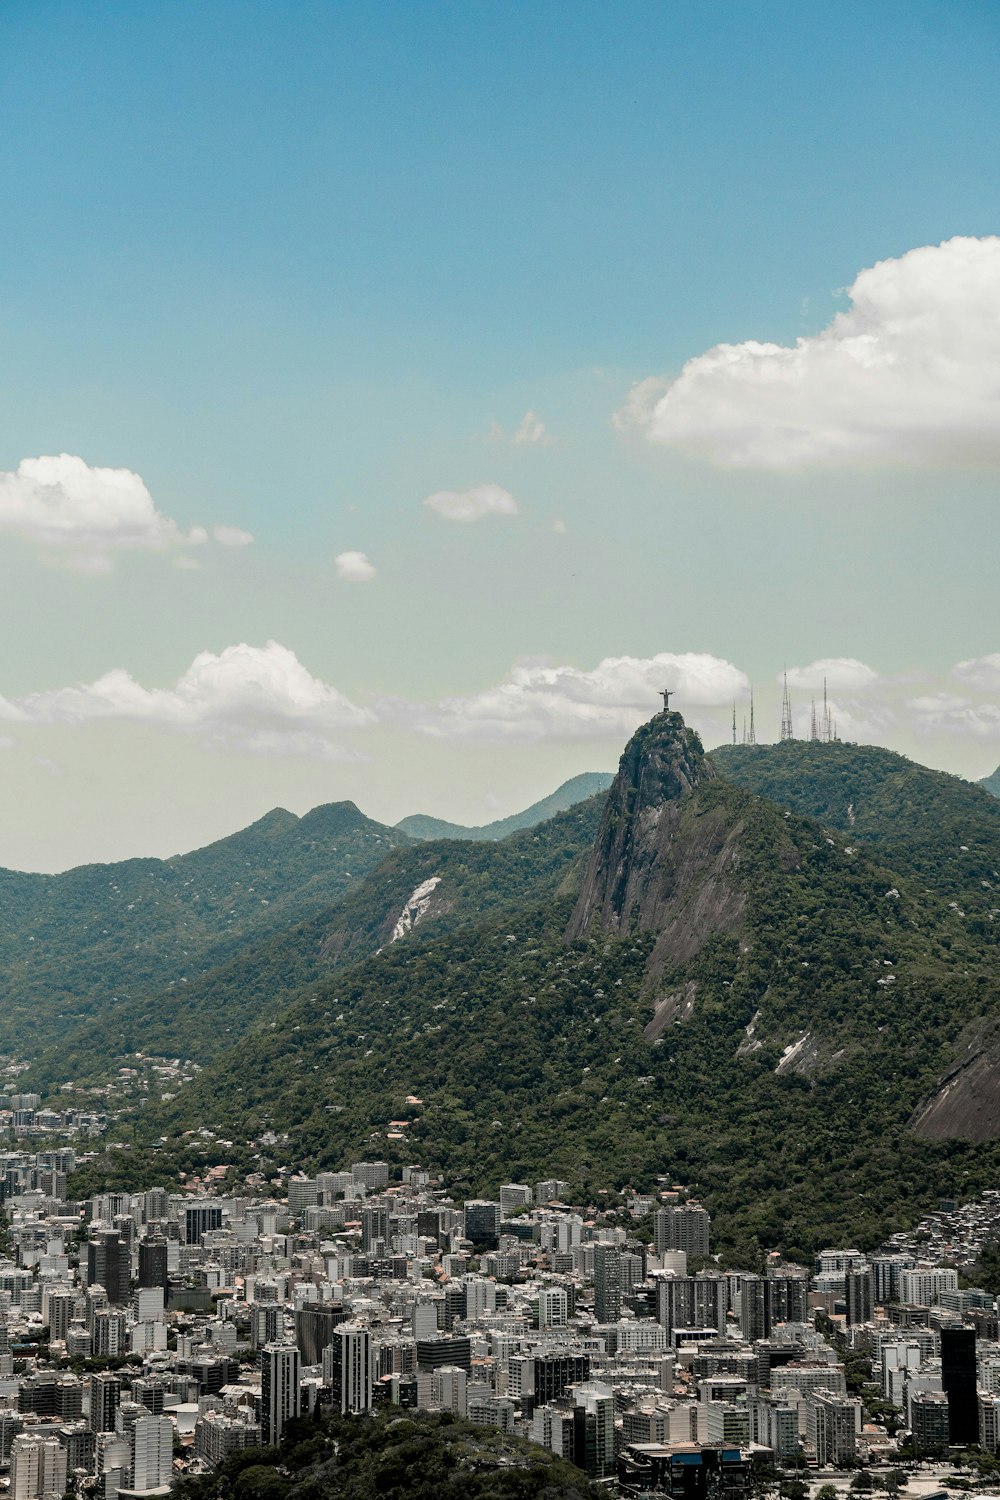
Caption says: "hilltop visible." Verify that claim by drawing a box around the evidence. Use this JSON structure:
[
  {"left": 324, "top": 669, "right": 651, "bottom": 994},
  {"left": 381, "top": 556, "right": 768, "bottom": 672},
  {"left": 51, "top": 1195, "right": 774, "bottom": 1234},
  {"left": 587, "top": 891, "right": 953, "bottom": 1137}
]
[
  {"left": 396, "top": 771, "right": 613, "bottom": 842},
  {"left": 0, "top": 802, "right": 411, "bottom": 1061}
]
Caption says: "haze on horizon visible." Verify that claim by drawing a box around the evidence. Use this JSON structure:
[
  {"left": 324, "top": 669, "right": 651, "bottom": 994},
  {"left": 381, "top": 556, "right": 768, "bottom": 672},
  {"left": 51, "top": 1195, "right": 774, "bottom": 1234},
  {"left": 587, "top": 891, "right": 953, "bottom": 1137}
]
[{"left": 1, "top": 0, "right": 998, "bottom": 872}]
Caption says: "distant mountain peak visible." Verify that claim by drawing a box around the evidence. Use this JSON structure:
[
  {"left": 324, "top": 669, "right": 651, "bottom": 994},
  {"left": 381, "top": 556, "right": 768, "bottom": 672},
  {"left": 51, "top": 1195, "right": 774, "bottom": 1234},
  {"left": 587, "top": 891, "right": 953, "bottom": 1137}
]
[{"left": 396, "top": 770, "right": 614, "bottom": 843}]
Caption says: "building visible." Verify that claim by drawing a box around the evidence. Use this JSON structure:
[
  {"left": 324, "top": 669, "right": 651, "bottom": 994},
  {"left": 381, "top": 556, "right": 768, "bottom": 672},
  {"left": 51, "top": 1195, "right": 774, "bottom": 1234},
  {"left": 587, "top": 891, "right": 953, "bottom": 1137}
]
[
  {"left": 324, "top": 1323, "right": 374, "bottom": 1414},
  {"left": 845, "top": 1270, "right": 874, "bottom": 1326},
  {"left": 128, "top": 1413, "right": 173, "bottom": 1492},
  {"left": 909, "top": 1390, "right": 950, "bottom": 1455},
  {"left": 87, "top": 1230, "right": 129, "bottom": 1306},
  {"left": 10, "top": 1432, "right": 68, "bottom": 1500},
  {"left": 594, "top": 1244, "right": 622, "bottom": 1323},
  {"left": 184, "top": 1203, "right": 223, "bottom": 1246},
  {"left": 261, "top": 1342, "right": 301, "bottom": 1448},
  {"left": 941, "top": 1326, "right": 978, "bottom": 1444},
  {"left": 463, "top": 1201, "right": 501, "bottom": 1250},
  {"left": 499, "top": 1184, "right": 533, "bottom": 1217},
  {"left": 295, "top": 1302, "right": 349, "bottom": 1365},
  {"left": 654, "top": 1204, "right": 710, "bottom": 1259},
  {"left": 89, "top": 1372, "right": 122, "bottom": 1434},
  {"left": 138, "top": 1238, "right": 168, "bottom": 1296},
  {"left": 813, "top": 1390, "right": 861, "bottom": 1467}
]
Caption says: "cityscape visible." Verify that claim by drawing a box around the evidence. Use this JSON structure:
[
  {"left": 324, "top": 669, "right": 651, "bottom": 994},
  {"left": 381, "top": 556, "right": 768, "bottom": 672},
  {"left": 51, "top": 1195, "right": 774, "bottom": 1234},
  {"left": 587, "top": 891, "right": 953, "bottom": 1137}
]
[{"left": 4, "top": 1130, "right": 1000, "bottom": 1495}]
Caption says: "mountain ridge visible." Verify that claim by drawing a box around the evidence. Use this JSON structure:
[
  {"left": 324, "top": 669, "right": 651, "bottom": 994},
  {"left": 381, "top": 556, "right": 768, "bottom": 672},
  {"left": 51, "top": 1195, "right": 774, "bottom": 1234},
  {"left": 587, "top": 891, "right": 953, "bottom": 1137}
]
[{"left": 396, "top": 772, "right": 613, "bottom": 842}]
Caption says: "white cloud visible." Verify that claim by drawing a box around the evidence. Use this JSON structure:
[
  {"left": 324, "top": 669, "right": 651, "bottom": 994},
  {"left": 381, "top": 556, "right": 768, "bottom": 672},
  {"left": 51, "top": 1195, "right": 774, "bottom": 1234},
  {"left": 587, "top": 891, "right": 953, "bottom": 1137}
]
[
  {"left": 619, "top": 236, "right": 1000, "bottom": 469},
  {"left": 382, "top": 651, "right": 749, "bottom": 742},
  {"left": 513, "top": 410, "right": 553, "bottom": 446},
  {"left": 213, "top": 524, "right": 255, "bottom": 547},
  {"left": 785, "top": 658, "right": 879, "bottom": 691},
  {"left": 334, "top": 550, "right": 377, "bottom": 582},
  {"left": 0, "top": 735, "right": 14, "bottom": 750},
  {"left": 13, "top": 641, "right": 372, "bottom": 760},
  {"left": 424, "top": 483, "right": 519, "bottom": 522},
  {"left": 908, "top": 693, "right": 1000, "bottom": 740},
  {"left": 953, "top": 653, "right": 1000, "bottom": 692},
  {"left": 0, "top": 454, "right": 254, "bottom": 568}
]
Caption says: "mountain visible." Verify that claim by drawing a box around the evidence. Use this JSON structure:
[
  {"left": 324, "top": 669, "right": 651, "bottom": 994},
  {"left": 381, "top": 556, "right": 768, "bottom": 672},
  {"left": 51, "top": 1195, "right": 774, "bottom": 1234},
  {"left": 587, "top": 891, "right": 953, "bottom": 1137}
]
[
  {"left": 983, "top": 764, "right": 1000, "bottom": 799},
  {"left": 710, "top": 740, "right": 1000, "bottom": 940},
  {"left": 0, "top": 803, "right": 411, "bottom": 1062},
  {"left": 119, "top": 712, "right": 1000, "bottom": 1259},
  {"left": 23, "top": 792, "right": 608, "bottom": 1094},
  {"left": 396, "top": 772, "right": 613, "bottom": 842}
]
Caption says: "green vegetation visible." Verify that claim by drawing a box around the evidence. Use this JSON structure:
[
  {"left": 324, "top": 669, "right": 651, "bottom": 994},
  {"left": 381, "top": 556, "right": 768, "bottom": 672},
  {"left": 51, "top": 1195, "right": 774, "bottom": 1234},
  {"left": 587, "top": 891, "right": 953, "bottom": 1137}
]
[
  {"left": 0, "top": 803, "right": 411, "bottom": 1068},
  {"left": 25, "top": 793, "right": 606, "bottom": 1093},
  {"left": 710, "top": 740, "right": 1000, "bottom": 940},
  {"left": 397, "top": 772, "right": 613, "bottom": 842},
  {"left": 178, "top": 1409, "right": 602, "bottom": 1500},
  {"left": 127, "top": 769, "right": 1000, "bottom": 1258}
]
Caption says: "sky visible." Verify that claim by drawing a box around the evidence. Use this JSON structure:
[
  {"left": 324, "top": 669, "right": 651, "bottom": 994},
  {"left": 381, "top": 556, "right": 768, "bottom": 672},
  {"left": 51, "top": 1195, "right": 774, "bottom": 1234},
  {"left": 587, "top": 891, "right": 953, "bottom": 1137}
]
[{"left": 1, "top": 0, "right": 999, "bottom": 871}]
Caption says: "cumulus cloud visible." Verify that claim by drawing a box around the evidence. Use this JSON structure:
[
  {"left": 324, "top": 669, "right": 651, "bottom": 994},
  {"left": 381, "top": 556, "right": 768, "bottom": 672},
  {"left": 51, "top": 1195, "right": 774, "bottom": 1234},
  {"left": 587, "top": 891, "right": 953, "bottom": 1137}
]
[
  {"left": 619, "top": 236, "right": 1000, "bottom": 469},
  {"left": 0, "top": 454, "right": 254, "bottom": 569},
  {"left": 953, "top": 653, "right": 1000, "bottom": 692},
  {"left": 424, "top": 483, "right": 519, "bottom": 522},
  {"left": 908, "top": 693, "right": 1000, "bottom": 740},
  {"left": 334, "top": 550, "right": 377, "bottom": 582},
  {"left": 12, "top": 641, "right": 372, "bottom": 761},
  {"left": 785, "top": 658, "right": 879, "bottom": 691},
  {"left": 381, "top": 651, "right": 749, "bottom": 742}
]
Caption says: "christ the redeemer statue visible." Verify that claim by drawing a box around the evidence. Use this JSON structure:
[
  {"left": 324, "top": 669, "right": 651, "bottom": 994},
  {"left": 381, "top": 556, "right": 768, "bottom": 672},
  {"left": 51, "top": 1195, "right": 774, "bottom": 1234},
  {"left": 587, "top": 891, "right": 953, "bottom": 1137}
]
[{"left": 661, "top": 689, "right": 674, "bottom": 710}]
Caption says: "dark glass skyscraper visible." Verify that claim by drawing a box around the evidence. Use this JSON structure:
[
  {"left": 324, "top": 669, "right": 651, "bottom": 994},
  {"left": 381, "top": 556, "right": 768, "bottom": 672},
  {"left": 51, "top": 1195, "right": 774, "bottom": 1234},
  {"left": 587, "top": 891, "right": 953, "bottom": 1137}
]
[{"left": 941, "top": 1326, "right": 978, "bottom": 1444}]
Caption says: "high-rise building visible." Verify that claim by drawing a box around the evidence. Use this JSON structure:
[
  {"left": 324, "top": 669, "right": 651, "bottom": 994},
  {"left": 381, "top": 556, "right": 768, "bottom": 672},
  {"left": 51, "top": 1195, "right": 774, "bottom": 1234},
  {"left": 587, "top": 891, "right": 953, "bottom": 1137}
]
[
  {"left": 10, "top": 1432, "right": 68, "bottom": 1500},
  {"left": 295, "top": 1303, "right": 349, "bottom": 1365},
  {"left": 910, "top": 1390, "right": 951, "bottom": 1455},
  {"left": 261, "top": 1343, "right": 300, "bottom": 1448},
  {"left": 593, "top": 1244, "right": 622, "bottom": 1323},
  {"left": 499, "top": 1184, "right": 532, "bottom": 1217},
  {"left": 813, "top": 1391, "right": 862, "bottom": 1467},
  {"left": 138, "top": 1238, "right": 169, "bottom": 1296},
  {"left": 45, "top": 1288, "right": 76, "bottom": 1344},
  {"left": 845, "top": 1270, "right": 874, "bottom": 1326},
  {"left": 89, "top": 1372, "right": 122, "bottom": 1434},
  {"left": 361, "top": 1207, "right": 389, "bottom": 1253},
  {"left": 654, "top": 1204, "right": 710, "bottom": 1258},
  {"left": 184, "top": 1203, "right": 223, "bottom": 1246},
  {"left": 942, "top": 1326, "right": 978, "bottom": 1444},
  {"left": 739, "top": 1276, "right": 768, "bottom": 1342},
  {"left": 324, "top": 1323, "right": 374, "bottom": 1414},
  {"left": 570, "top": 1381, "right": 616, "bottom": 1480},
  {"left": 128, "top": 1413, "right": 173, "bottom": 1492},
  {"left": 351, "top": 1161, "right": 389, "bottom": 1192},
  {"left": 766, "top": 1273, "right": 808, "bottom": 1328},
  {"left": 87, "top": 1231, "right": 129, "bottom": 1306},
  {"left": 463, "top": 1201, "right": 501, "bottom": 1250}
]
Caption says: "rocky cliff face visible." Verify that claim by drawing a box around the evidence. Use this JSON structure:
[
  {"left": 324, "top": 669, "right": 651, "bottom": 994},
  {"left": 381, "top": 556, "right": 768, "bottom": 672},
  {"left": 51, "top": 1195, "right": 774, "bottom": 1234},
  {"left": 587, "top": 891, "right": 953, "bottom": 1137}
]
[{"left": 565, "top": 711, "right": 749, "bottom": 977}]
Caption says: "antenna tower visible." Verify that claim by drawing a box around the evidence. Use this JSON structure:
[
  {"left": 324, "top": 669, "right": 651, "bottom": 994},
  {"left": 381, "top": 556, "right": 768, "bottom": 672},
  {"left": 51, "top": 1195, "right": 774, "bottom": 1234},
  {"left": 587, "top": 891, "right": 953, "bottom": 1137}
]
[
  {"left": 810, "top": 699, "right": 818, "bottom": 742},
  {"left": 732, "top": 702, "right": 737, "bottom": 747},
  {"left": 821, "top": 678, "right": 833, "bottom": 744},
  {"left": 780, "top": 671, "right": 794, "bottom": 742},
  {"left": 747, "top": 690, "right": 756, "bottom": 747}
]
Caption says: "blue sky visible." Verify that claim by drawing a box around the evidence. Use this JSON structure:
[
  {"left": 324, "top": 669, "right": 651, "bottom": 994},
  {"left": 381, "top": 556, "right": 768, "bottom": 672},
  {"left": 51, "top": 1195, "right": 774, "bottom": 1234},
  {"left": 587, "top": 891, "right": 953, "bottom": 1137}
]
[{"left": 1, "top": 1, "right": 999, "bottom": 868}]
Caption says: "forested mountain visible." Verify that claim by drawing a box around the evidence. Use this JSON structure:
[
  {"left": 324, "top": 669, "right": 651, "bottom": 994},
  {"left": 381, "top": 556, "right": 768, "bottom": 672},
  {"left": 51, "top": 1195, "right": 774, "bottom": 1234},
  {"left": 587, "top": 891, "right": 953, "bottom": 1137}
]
[
  {"left": 119, "top": 713, "right": 1000, "bottom": 1260},
  {"left": 396, "top": 772, "right": 613, "bottom": 841},
  {"left": 711, "top": 740, "right": 1000, "bottom": 938},
  {"left": 24, "top": 794, "right": 607, "bottom": 1092},
  {"left": 0, "top": 803, "right": 410, "bottom": 1059}
]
